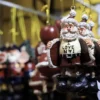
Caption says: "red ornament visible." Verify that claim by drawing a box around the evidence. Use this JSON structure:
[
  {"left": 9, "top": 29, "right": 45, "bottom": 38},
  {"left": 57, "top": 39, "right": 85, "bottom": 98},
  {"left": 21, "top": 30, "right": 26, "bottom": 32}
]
[{"left": 40, "top": 25, "right": 59, "bottom": 45}]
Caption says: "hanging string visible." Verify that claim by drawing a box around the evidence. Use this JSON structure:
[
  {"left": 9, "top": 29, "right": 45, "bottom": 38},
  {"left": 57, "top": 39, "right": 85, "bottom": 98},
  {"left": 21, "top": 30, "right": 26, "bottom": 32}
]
[
  {"left": 40, "top": 0, "right": 51, "bottom": 24},
  {"left": 41, "top": 5, "right": 48, "bottom": 12},
  {"left": 71, "top": 0, "right": 75, "bottom": 10}
]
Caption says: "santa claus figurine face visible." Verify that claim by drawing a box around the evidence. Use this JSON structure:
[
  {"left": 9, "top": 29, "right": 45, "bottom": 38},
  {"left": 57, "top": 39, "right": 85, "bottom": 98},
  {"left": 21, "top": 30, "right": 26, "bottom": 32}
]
[
  {"left": 78, "top": 22, "right": 90, "bottom": 37},
  {"left": 7, "top": 49, "right": 20, "bottom": 63},
  {"left": 18, "top": 46, "right": 30, "bottom": 63},
  {"left": 60, "top": 22, "right": 78, "bottom": 41},
  {"left": 78, "top": 26, "right": 86, "bottom": 36}
]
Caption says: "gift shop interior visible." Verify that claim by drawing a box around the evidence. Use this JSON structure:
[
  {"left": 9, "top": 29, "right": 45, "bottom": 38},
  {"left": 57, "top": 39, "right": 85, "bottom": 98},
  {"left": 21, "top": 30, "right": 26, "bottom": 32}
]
[{"left": 0, "top": 0, "right": 100, "bottom": 100}]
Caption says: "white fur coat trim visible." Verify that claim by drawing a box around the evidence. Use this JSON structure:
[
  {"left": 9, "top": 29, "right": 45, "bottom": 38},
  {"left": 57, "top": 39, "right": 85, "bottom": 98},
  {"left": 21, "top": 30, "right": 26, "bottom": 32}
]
[
  {"left": 33, "top": 90, "right": 42, "bottom": 95},
  {"left": 36, "top": 62, "right": 49, "bottom": 68},
  {"left": 29, "top": 80, "right": 43, "bottom": 86},
  {"left": 97, "top": 80, "right": 100, "bottom": 90}
]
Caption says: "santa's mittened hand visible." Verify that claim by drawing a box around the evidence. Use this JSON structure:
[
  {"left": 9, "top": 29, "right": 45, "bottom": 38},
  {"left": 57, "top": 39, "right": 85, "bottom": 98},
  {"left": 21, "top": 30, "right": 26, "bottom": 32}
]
[
  {"left": 47, "top": 41, "right": 52, "bottom": 49},
  {"left": 84, "top": 39, "right": 93, "bottom": 46}
]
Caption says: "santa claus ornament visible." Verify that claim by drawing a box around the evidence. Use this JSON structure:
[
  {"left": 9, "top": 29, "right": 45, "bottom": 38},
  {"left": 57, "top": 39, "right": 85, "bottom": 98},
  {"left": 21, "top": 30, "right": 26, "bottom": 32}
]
[
  {"left": 47, "top": 9, "right": 92, "bottom": 69},
  {"left": 78, "top": 14, "right": 96, "bottom": 63},
  {"left": 45, "top": 6, "right": 98, "bottom": 96}
]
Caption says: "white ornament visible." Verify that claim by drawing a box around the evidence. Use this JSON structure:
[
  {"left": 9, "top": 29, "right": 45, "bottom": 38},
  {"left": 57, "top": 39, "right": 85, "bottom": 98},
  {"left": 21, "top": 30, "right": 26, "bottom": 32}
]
[
  {"left": 88, "top": 21, "right": 95, "bottom": 27},
  {"left": 82, "top": 14, "right": 88, "bottom": 20},
  {"left": 70, "top": 9, "right": 76, "bottom": 17}
]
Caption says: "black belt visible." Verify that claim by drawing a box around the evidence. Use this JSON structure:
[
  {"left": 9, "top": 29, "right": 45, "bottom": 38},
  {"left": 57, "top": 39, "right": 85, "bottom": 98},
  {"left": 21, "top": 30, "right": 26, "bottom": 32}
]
[{"left": 62, "top": 53, "right": 81, "bottom": 59}]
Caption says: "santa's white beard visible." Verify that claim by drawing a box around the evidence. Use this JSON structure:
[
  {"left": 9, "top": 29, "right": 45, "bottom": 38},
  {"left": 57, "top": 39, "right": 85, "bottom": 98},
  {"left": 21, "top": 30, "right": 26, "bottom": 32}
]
[
  {"left": 78, "top": 29, "right": 90, "bottom": 38},
  {"left": 60, "top": 27, "right": 78, "bottom": 41},
  {"left": 60, "top": 32, "right": 78, "bottom": 41}
]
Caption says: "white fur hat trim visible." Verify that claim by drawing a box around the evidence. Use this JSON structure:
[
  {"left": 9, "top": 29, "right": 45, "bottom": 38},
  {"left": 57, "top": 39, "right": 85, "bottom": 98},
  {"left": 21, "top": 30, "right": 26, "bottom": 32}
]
[
  {"left": 78, "top": 22, "right": 90, "bottom": 29},
  {"left": 63, "top": 18, "right": 78, "bottom": 26}
]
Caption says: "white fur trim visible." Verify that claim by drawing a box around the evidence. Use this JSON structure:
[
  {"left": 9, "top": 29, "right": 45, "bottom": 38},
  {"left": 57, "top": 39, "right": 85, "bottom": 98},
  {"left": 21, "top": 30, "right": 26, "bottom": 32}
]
[
  {"left": 29, "top": 81, "right": 43, "bottom": 86},
  {"left": 48, "top": 38, "right": 60, "bottom": 49},
  {"left": 61, "top": 15, "right": 70, "bottom": 22},
  {"left": 78, "top": 22, "right": 90, "bottom": 30},
  {"left": 34, "top": 90, "right": 42, "bottom": 95},
  {"left": 64, "top": 18, "right": 78, "bottom": 26},
  {"left": 42, "top": 50, "right": 47, "bottom": 53},
  {"left": 52, "top": 73, "right": 60, "bottom": 78},
  {"left": 97, "top": 81, "right": 100, "bottom": 90},
  {"left": 88, "top": 47, "right": 95, "bottom": 61},
  {"left": 97, "top": 91, "right": 100, "bottom": 100},
  {"left": 42, "top": 81, "right": 47, "bottom": 93},
  {"left": 36, "top": 62, "right": 49, "bottom": 68},
  {"left": 47, "top": 38, "right": 60, "bottom": 68},
  {"left": 47, "top": 49, "right": 57, "bottom": 68},
  {"left": 65, "top": 71, "right": 71, "bottom": 76},
  {"left": 61, "top": 9, "right": 76, "bottom": 24}
]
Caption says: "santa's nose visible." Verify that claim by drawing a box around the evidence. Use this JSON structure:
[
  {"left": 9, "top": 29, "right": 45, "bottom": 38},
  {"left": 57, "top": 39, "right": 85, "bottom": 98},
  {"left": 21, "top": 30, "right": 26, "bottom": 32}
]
[{"left": 67, "top": 27, "right": 71, "bottom": 31}]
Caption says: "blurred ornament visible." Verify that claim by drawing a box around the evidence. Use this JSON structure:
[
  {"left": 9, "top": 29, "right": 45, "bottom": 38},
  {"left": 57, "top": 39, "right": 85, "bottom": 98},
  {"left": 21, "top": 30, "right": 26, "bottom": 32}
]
[{"left": 40, "top": 25, "right": 59, "bottom": 45}]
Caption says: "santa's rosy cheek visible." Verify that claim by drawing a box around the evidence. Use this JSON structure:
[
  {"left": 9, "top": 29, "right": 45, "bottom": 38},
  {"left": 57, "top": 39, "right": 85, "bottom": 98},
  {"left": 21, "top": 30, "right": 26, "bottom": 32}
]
[{"left": 63, "top": 28, "right": 67, "bottom": 31}]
